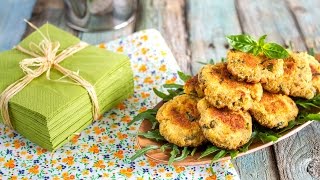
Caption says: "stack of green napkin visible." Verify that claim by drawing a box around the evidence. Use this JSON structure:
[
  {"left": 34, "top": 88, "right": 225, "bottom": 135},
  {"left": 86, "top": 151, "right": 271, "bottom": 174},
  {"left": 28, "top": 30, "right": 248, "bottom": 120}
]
[{"left": 0, "top": 24, "right": 134, "bottom": 151}]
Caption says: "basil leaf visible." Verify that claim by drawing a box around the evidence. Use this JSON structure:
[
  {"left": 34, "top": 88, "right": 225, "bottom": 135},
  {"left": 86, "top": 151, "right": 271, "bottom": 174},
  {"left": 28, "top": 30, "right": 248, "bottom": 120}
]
[
  {"left": 178, "top": 71, "right": 192, "bottom": 82},
  {"left": 128, "top": 109, "right": 157, "bottom": 126},
  {"left": 163, "top": 84, "right": 184, "bottom": 89},
  {"left": 137, "top": 130, "right": 166, "bottom": 141},
  {"left": 226, "top": 35, "right": 257, "bottom": 52},
  {"left": 262, "top": 43, "right": 289, "bottom": 59},
  {"left": 168, "top": 145, "right": 180, "bottom": 165},
  {"left": 198, "top": 145, "right": 220, "bottom": 159},
  {"left": 130, "top": 145, "right": 159, "bottom": 161},
  {"left": 258, "top": 35, "right": 267, "bottom": 46}
]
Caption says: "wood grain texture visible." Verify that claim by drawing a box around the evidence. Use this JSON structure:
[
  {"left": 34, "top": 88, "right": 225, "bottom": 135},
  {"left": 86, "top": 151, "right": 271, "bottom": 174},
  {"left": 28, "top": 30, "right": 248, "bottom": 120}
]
[
  {"left": 286, "top": 0, "right": 320, "bottom": 51},
  {"left": 236, "top": 1, "right": 320, "bottom": 180},
  {"left": 186, "top": 0, "right": 242, "bottom": 74},
  {"left": 24, "top": 0, "right": 76, "bottom": 37},
  {"left": 236, "top": 0, "right": 306, "bottom": 51},
  {"left": 0, "top": 0, "right": 36, "bottom": 51},
  {"left": 274, "top": 122, "right": 320, "bottom": 180},
  {"left": 233, "top": 149, "right": 279, "bottom": 180},
  {"left": 135, "top": 0, "right": 191, "bottom": 73}
]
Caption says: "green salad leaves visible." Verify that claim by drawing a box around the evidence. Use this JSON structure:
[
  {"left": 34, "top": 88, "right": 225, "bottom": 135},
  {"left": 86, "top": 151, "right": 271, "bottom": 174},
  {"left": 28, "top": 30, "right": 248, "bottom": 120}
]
[{"left": 226, "top": 34, "right": 289, "bottom": 59}]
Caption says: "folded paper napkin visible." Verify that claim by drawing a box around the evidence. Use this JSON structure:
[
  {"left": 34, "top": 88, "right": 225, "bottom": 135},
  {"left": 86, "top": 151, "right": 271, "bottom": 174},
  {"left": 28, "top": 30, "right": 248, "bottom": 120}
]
[
  {"left": 0, "top": 29, "right": 239, "bottom": 179},
  {"left": 0, "top": 24, "right": 134, "bottom": 150}
]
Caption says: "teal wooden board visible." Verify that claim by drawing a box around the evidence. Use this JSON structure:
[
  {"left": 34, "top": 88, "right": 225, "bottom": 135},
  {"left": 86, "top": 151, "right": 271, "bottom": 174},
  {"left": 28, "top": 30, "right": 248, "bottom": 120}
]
[{"left": 0, "top": 0, "right": 36, "bottom": 51}]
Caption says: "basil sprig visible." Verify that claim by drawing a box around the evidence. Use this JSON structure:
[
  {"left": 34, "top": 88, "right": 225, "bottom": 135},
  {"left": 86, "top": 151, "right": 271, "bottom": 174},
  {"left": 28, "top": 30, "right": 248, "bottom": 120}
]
[{"left": 226, "top": 34, "right": 289, "bottom": 59}]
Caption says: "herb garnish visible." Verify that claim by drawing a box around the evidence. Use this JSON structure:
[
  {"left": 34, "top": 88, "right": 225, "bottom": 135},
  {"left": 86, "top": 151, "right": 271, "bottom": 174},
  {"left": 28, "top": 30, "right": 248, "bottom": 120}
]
[
  {"left": 129, "top": 63, "right": 320, "bottom": 174},
  {"left": 226, "top": 34, "right": 289, "bottom": 59}
]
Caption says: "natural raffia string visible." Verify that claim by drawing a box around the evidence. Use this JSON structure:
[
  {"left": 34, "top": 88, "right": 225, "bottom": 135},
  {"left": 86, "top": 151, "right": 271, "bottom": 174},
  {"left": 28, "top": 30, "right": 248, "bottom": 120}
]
[{"left": 0, "top": 20, "right": 100, "bottom": 129}]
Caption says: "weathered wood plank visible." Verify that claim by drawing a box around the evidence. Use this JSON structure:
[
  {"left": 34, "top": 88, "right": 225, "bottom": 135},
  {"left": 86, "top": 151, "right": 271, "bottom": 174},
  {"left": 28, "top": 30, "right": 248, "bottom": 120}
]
[
  {"left": 233, "top": 149, "right": 279, "bottom": 180},
  {"left": 0, "top": 0, "right": 36, "bottom": 51},
  {"left": 24, "top": 0, "right": 76, "bottom": 37},
  {"left": 186, "top": 0, "right": 242, "bottom": 74},
  {"left": 135, "top": 0, "right": 190, "bottom": 73},
  {"left": 236, "top": 0, "right": 306, "bottom": 51},
  {"left": 274, "top": 122, "right": 320, "bottom": 180},
  {"left": 286, "top": 0, "right": 320, "bottom": 51},
  {"left": 236, "top": 1, "right": 320, "bottom": 180},
  {"left": 186, "top": 1, "right": 278, "bottom": 179}
]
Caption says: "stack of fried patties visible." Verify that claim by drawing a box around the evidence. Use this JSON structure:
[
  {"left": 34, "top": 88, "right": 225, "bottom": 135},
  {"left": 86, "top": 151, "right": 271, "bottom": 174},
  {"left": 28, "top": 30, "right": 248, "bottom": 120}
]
[{"left": 156, "top": 50, "right": 320, "bottom": 150}]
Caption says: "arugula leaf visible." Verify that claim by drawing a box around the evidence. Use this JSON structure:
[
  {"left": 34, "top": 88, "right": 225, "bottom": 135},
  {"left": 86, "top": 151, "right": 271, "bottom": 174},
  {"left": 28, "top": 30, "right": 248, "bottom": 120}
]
[
  {"left": 128, "top": 109, "right": 158, "bottom": 127},
  {"left": 226, "top": 35, "right": 257, "bottom": 52},
  {"left": 304, "top": 113, "right": 320, "bottom": 121},
  {"left": 229, "top": 150, "right": 239, "bottom": 159},
  {"left": 137, "top": 130, "right": 166, "bottom": 141},
  {"left": 168, "top": 145, "right": 180, "bottom": 165},
  {"left": 163, "top": 84, "right": 184, "bottom": 89},
  {"left": 239, "top": 130, "right": 258, "bottom": 152},
  {"left": 160, "top": 144, "right": 172, "bottom": 152},
  {"left": 177, "top": 71, "right": 192, "bottom": 82},
  {"left": 174, "top": 147, "right": 190, "bottom": 161},
  {"left": 295, "top": 95, "right": 320, "bottom": 109},
  {"left": 257, "top": 132, "right": 279, "bottom": 143},
  {"left": 198, "top": 145, "right": 220, "bottom": 159},
  {"left": 262, "top": 43, "right": 289, "bottom": 59},
  {"left": 308, "top": 48, "right": 315, "bottom": 57},
  {"left": 130, "top": 145, "right": 159, "bottom": 161},
  {"left": 190, "top": 148, "right": 197, "bottom": 156},
  {"left": 153, "top": 88, "right": 184, "bottom": 101},
  {"left": 279, "top": 120, "right": 297, "bottom": 134},
  {"left": 210, "top": 150, "right": 227, "bottom": 174}
]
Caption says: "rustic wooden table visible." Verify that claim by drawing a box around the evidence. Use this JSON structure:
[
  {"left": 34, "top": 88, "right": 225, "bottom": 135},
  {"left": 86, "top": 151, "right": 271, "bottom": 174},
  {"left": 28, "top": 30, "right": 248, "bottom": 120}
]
[{"left": 1, "top": 0, "right": 319, "bottom": 179}]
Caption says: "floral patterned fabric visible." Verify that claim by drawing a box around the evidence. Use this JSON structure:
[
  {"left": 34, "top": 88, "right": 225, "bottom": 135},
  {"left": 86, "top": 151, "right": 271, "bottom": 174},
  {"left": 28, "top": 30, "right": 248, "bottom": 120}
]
[{"left": 0, "top": 29, "right": 239, "bottom": 180}]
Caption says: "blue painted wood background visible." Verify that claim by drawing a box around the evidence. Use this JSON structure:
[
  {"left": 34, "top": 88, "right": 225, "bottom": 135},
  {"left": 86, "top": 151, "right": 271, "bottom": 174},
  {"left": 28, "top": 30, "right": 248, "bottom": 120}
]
[{"left": 0, "top": 0, "right": 319, "bottom": 179}]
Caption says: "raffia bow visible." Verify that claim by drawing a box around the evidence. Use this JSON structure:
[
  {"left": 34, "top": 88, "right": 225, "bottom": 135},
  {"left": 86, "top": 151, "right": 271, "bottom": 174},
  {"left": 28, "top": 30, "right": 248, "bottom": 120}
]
[{"left": 0, "top": 21, "right": 100, "bottom": 129}]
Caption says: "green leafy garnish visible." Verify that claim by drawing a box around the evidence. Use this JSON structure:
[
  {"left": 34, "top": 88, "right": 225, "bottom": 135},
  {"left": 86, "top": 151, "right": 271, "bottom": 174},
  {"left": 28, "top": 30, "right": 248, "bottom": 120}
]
[
  {"left": 308, "top": 48, "right": 315, "bottom": 56},
  {"left": 177, "top": 71, "right": 191, "bottom": 82},
  {"left": 128, "top": 109, "right": 158, "bottom": 128},
  {"left": 198, "top": 145, "right": 220, "bottom": 159},
  {"left": 174, "top": 147, "right": 190, "bottom": 161},
  {"left": 210, "top": 150, "right": 227, "bottom": 174},
  {"left": 168, "top": 145, "right": 180, "bottom": 165},
  {"left": 190, "top": 148, "right": 197, "bottom": 156},
  {"left": 279, "top": 120, "right": 297, "bottom": 134},
  {"left": 160, "top": 143, "right": 172, "bottom": 152},
  {"left": 229, "top": 150, "right": 239, "bottom": 159},
  {"left": 257, "top": 132, "right": 279, "bottom": 143},
  {"left": 137, "top": 130, "right": 166, "bottom": 141},
  {"left": 295, "top": 95, "right": 320, "bottom": 109},
  {"left": 130, "top": 145, "right": 159, "bottom": 161},
  {"left": 226, "top": 34, "right": 289, "bottom": 59},
  {"left": 163, "top": 83, "right": 184, "bottom": 89}
]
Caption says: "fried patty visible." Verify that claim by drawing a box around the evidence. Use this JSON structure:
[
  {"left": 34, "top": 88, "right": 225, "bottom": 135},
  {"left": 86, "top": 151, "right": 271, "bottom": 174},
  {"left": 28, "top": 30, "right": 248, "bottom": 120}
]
[
  {"left": 304, "top": 52, "right": 320, "bottom": 94},
  {"left": 227, "top": 50, "right": 284, "bottom": 83},
  {"left": 184, "top": 74, "right": 204, "bottom": 98},
  {"left": 249, "top": 92, "right": 298, "bottom": 129},
  {"left": 197, "top": 98, "right": 252, "bottom": 150},
  {"left": 156, "top": 94, "right": 206, "bottom": 147},
  {"left": 263, "top": 52, "right": 315, "bottom": 99},
  {"left": 198, "top": 63, "right": 263, "bottom": 111}
]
